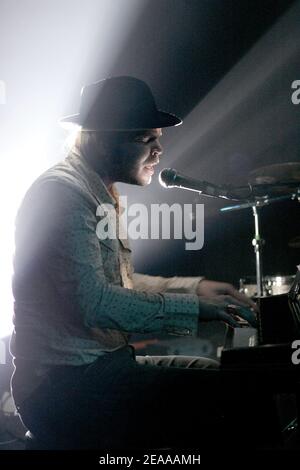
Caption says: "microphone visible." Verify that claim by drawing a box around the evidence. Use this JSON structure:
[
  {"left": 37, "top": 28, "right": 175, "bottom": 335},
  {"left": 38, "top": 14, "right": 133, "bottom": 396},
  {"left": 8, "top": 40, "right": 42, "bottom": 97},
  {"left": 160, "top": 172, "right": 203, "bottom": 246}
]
[{"left": 158, "top": 168, "right": 234, "bottom": 200}]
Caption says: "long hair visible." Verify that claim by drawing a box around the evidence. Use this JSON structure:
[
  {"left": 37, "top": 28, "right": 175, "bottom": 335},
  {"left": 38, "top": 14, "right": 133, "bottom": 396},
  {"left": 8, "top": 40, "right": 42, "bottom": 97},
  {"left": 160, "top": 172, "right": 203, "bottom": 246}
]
[
  {"left": 73, "top": 130, "right": 103, "bottom": 158},
  {"left": 72, "top": 129, "right": 122, "bottom": 211}
]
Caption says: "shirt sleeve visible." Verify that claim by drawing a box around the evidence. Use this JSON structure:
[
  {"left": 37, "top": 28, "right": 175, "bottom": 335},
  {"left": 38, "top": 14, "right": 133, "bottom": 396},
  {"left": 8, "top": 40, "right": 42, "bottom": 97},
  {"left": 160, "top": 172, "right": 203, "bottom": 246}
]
[
  {"left": 17, "top": 181, "right": 200, "bottom": 337},
  {"left": 132, "top": 273, "right": 204, "bottom": 294}
]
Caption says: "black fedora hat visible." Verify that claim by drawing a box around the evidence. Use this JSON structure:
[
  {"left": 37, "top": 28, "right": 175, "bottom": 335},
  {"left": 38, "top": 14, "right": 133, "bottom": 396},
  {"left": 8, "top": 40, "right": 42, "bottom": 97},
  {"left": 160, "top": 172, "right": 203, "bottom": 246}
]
[{"left": 60, "top": 76, "right": 182, "bottom": 130}]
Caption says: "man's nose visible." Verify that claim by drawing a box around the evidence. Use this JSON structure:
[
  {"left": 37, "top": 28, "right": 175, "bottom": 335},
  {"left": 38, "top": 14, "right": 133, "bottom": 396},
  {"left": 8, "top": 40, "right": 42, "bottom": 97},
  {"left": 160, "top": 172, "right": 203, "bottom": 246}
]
[{"left": 152, "top": 140, "right": 163, "bottom": 156}]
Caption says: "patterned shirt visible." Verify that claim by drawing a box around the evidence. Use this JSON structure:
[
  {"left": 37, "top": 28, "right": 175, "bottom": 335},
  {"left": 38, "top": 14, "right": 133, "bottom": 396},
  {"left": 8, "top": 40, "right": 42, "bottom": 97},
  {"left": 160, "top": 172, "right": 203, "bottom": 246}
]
[{"left": 11, "top": 149, "right": 202, "bottom": 404}]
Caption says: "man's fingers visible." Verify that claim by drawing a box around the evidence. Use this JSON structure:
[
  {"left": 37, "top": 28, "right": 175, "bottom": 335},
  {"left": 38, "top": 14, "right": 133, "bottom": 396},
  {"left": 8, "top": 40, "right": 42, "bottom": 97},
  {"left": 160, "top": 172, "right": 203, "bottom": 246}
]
[
  {"left": 218, "top": 294, "right": 257, "bottom": 327},
  {"left": 198, "top": 292, "right": 257, "bottom": 327},
  {"left": 232, "top": 291, "right": 258, "bottom": 312},
  {"left": 226, "top": 286, "right": 259, "bottom": 312},
  {"left": 227, "top": 305, "right": 258, "bottom": 328},
  {"left": 219, "top": 295, "right": 248, "bottom": 308},
  {"left": 217, "top": 310, "right": 240, "bottom": 328},
  {"left": 219, "top": 295, "right": 258, "bottom": 320}
]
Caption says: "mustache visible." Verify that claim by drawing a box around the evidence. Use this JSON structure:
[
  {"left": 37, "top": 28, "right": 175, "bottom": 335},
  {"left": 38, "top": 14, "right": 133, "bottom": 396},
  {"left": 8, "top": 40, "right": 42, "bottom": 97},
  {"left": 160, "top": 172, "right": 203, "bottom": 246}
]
[{"left": 144, "top": 156, "right": 160, "bottom": 166}]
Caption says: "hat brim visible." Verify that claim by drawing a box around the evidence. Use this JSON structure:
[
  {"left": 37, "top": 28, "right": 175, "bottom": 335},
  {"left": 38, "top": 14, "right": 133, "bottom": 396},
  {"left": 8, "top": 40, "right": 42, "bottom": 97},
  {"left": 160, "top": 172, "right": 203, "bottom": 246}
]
[{"left": 59, "top": 110, "right": 182, "bottom": 130}]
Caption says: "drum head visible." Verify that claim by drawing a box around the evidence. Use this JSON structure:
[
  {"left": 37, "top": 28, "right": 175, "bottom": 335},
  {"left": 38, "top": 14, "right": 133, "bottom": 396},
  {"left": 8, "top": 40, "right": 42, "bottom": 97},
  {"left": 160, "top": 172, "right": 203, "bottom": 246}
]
[{"left": 240, "top": 275, "right": 295, "bottom": 297}]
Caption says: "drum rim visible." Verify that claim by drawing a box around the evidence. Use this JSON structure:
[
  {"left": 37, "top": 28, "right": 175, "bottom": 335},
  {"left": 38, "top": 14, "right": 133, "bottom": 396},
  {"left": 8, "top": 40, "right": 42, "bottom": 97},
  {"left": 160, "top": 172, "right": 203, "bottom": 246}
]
[{"left": 240, "top": 274, "right": 295, "bottom": 284}]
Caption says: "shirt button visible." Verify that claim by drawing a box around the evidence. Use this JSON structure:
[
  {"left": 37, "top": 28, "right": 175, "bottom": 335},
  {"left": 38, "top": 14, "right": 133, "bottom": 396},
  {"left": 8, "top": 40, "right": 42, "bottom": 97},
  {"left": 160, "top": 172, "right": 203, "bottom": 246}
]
[{"left": 176, "top": 328, "right": 191, "bottom": 335}]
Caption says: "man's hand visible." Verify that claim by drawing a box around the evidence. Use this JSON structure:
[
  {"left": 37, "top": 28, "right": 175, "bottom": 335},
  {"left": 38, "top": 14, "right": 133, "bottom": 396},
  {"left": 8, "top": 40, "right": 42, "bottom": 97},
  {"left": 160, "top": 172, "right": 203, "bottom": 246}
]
[{"left": 196, "top": 279, "right": 258, "bottom": 328}]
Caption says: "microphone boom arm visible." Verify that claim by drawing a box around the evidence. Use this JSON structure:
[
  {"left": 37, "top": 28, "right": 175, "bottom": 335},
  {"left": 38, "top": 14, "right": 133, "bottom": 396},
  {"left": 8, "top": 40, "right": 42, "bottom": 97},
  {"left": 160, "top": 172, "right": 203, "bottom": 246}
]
[{"left": 159, "top": 168, "right": 243, "bottom": 201}]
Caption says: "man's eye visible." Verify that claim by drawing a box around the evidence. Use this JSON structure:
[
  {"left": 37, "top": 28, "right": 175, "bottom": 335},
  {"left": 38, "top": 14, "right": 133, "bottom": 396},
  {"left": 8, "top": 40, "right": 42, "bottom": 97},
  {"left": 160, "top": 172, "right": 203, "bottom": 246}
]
[{"left": 135, "top": 137, "right": 150, "bottom": 143}]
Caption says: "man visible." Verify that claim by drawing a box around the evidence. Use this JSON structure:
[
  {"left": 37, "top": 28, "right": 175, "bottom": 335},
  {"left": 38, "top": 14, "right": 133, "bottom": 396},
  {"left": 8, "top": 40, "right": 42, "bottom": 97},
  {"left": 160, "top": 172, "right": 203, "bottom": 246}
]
[{"left": 11, "top": 76, "right": 259, "bottom": 449}]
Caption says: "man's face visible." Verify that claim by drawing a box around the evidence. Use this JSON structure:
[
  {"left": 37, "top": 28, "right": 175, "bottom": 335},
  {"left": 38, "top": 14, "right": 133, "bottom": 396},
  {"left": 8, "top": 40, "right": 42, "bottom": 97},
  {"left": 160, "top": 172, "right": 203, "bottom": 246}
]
[{"left": 108, "top": 128, "right": 163, "bottom": 186}]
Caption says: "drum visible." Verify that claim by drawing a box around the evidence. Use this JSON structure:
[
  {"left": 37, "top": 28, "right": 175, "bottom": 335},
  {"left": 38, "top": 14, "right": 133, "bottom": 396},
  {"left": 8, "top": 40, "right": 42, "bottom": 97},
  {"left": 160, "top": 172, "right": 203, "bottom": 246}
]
[{"left": 239, "top": 275, "right": 295, "bottom": 298}]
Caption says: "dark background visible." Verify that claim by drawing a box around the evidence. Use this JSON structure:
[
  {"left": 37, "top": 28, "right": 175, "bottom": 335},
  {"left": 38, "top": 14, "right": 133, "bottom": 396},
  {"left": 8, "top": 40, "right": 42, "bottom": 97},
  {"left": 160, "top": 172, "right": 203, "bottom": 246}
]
[
  {"left": 111, "top": 0, "right": 300, "bottom": 285},
  {"left": 1, "top": 0, "right": 300, "bottom": 288}
]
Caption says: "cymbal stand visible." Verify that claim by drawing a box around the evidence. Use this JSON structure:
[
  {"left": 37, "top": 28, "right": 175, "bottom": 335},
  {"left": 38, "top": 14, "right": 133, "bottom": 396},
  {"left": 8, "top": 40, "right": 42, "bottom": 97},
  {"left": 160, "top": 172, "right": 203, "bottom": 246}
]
[
  {"left": 252, "top": 205, "right": 264, "bottom": 297},
  {"left": 221, "top": 193, "right": 299, "bottom": 297}
]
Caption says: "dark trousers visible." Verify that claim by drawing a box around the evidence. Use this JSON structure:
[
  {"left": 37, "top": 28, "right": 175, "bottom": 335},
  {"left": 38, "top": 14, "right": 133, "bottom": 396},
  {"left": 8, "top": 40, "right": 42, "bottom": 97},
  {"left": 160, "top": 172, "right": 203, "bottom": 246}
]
[{"left": 18, "top": 346, "right": 280, "bottom": 450}]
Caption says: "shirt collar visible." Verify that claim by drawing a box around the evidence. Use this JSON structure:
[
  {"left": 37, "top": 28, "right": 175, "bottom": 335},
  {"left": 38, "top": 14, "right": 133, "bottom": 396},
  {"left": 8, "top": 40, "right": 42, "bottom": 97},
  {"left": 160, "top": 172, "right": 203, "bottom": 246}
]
[{"left": 66, "top": 148, "right": 119, "bottom": 209}]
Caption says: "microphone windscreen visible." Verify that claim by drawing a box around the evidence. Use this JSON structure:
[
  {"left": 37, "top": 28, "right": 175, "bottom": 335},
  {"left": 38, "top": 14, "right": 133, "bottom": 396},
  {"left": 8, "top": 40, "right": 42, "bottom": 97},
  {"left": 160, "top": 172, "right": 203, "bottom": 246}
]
[{"left": 158, "top": 168, "right": 177, "bottom": 187}]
